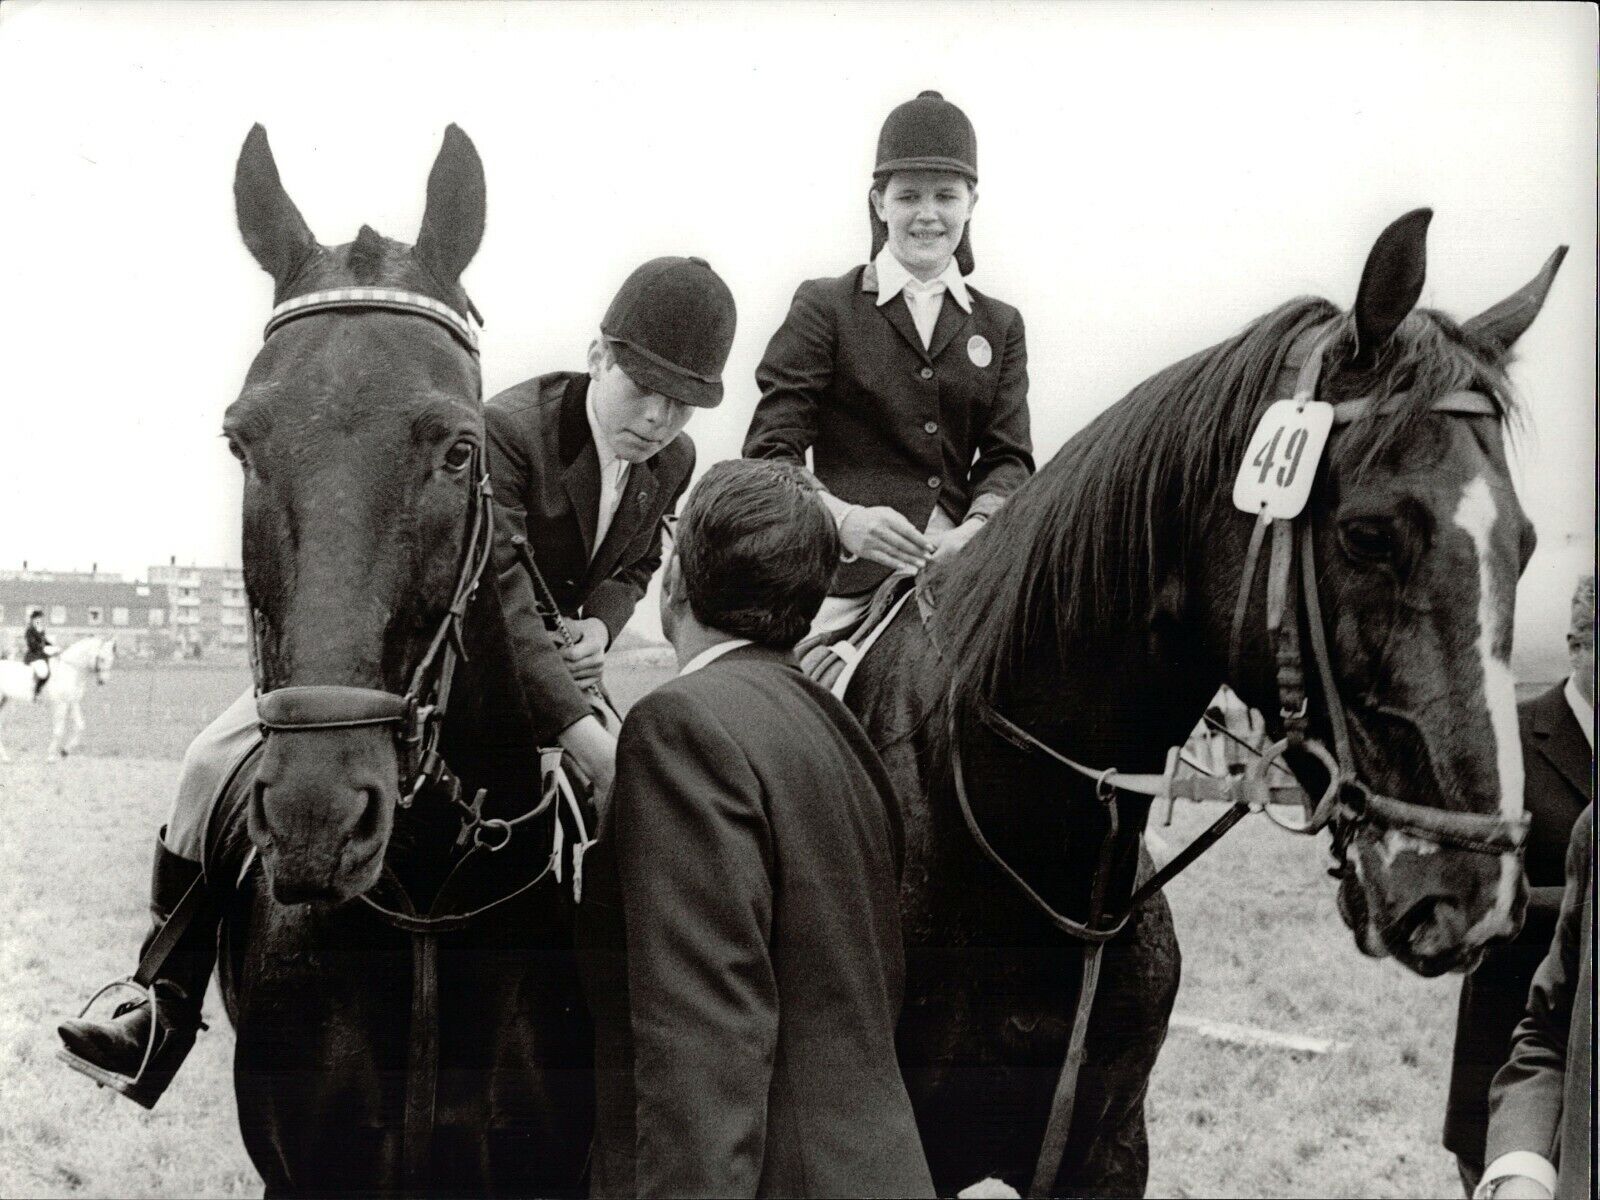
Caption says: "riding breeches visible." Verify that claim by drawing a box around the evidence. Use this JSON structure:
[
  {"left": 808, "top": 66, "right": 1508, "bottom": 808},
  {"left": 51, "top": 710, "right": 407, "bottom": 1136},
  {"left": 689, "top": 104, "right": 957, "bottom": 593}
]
[{"left": 163, "top": 687, "right": 262, "bottom": 861}]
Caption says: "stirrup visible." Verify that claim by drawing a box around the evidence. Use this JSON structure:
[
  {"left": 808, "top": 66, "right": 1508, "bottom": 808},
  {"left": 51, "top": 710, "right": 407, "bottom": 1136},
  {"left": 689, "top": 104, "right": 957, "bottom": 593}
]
[{"left": 55, "top": 976, "right": 167, "bottom": 1099}]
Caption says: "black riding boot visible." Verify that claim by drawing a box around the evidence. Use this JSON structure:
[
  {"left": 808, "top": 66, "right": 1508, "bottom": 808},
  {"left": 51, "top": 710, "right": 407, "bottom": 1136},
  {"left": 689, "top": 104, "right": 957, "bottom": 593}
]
[
  {"left": 57, "top": 834, "right": 216, "bottom": 1109},
  {"left": 32, "top": 671, "right": 46, "bottom": 700}
]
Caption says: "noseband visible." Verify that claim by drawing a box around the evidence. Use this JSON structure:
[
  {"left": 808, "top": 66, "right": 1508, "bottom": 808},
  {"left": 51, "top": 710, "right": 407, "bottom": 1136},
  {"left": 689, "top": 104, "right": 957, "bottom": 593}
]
[
  {"left": 1224, "top": 328, "right": 1529, "bottom": 867},
  {"left": 250, "top": 288, "right": 493, "bottom": 806}
]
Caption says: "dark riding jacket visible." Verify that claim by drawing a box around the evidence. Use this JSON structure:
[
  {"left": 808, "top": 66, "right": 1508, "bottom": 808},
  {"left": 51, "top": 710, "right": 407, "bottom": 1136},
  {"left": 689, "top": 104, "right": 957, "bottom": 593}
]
[
  {"left": 745, "top": 262, "right": 1033, "bottom": 595},
  {"left": 485, "top": 371, "right": 693, "bottom": 743},
  {"left": 24, "top": 624, "right": 53, "bottom": 664}
]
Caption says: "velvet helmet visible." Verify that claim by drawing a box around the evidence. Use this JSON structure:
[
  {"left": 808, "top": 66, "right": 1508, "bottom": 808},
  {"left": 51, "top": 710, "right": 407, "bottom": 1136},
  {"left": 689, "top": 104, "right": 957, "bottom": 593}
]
[
  {"left": 868, "top": 90, "right": 978, "bottom": 275},
  {"left": 600, "top": 256, "right": 737, "bottom": 409}
]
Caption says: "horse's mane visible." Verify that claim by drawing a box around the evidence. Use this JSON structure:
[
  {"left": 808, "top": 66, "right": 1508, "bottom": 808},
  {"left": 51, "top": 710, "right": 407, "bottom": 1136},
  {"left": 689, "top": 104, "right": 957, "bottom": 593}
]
[{"left": 936, "top": 296, "right": 1516, "bottom": 709}]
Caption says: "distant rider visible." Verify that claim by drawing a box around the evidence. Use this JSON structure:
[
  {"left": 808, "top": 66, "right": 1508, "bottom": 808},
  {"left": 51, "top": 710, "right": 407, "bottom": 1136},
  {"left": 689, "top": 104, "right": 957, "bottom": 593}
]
[{"left": 23, "top": 609, "right": 58, "bottom": 699}]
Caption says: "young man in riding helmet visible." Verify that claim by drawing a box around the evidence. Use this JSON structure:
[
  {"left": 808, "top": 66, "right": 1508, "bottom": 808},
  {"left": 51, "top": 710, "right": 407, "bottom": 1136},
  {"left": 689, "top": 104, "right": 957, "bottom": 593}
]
[
  {"left": 744, "top": 90, "right": 1034, "bottom": 634},
  {"left": 55, "top": 256, "right": 736, "bottom": 1108}
]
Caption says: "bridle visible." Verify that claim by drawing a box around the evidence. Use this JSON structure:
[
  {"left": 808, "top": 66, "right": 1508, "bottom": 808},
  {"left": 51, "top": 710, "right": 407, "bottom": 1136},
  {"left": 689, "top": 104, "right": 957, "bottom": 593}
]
[{"left": 248, "top": 287, "right": 495, "bottom": 811}]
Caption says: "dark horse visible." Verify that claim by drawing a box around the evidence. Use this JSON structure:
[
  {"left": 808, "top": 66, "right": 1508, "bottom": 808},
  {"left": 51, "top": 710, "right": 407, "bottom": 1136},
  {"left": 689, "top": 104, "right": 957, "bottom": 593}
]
[
  {"left": 841, "top": 211, "right": 1565, "bottom": 1195},
  {"left": 212, "top": 126, "right": 592, "bottom": 1194}
]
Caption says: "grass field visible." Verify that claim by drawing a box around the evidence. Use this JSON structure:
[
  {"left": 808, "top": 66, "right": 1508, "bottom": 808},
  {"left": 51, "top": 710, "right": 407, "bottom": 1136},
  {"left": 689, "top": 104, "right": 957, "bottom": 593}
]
[{"left": 0, "top": 660, "right": 1463, "bottom": 1198}]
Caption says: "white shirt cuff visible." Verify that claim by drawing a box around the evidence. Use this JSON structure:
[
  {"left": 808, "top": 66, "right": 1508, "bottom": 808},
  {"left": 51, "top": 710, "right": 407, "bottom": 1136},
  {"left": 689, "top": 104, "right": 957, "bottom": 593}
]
[
  {"left": 1477, "top": 1151, "right": 1558, "bottom": 1198},
  {"left": 817, "top": 492, "right": 862, "bottom": 561}
]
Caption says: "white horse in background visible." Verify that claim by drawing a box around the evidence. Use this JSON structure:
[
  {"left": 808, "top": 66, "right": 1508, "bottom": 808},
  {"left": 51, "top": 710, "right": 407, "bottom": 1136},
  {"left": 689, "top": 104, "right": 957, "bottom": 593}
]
[{"left": 0, "top": 635, "right": 117, "bottom": 761}]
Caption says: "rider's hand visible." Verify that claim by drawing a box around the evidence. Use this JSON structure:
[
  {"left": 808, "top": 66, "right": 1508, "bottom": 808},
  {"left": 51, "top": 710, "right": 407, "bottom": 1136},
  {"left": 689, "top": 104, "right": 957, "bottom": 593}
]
[
  {"left": 558, "top": 714, "right": 617, "bottom": 815},
  {"left": 840, "top": 506, "right": 935, "bottom": 573},
  {"left": 928, "top": 516, "right": 985, "bottom": 563},
  {"left": 560, "top": 617, "right": 609, "bottom": 688}
]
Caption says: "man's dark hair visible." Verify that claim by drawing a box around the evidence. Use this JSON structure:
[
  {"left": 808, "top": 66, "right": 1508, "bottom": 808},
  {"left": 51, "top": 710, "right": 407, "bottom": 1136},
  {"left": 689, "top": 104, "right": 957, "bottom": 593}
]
[{"left": 677, "top": 459, "right": 839, "bottom": 650}]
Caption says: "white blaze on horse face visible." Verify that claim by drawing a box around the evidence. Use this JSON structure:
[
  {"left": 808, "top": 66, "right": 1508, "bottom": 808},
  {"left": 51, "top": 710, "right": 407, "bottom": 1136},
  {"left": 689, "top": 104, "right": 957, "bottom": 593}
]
[{"left": 1452, "top": 473, "right": 1524, "bottom": 934}]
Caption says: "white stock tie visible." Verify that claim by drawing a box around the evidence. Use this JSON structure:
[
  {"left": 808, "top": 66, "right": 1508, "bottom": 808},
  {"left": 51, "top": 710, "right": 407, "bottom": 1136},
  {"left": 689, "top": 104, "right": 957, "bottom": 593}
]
[
  {"left": 902, "top": 277, "right": 948, "bottom": 350},
  {"left": 594, "top": 458, "right": 629, "bottom": 558}
]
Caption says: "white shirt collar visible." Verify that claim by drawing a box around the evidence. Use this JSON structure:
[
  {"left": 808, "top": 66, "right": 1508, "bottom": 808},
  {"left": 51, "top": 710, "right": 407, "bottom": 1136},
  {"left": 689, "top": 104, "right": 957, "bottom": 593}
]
[
  {"left": 873, "top": 246, "right": 971, "bottom": 312},
  {"left": 1563, "top": 674, "right": 1594, "bottom": 750},
  {"left": 584, "top": 382, "right": 622, "bottom": 472},
  {"left": 679, "top": 637, "right": 753, "bottom": 677}
]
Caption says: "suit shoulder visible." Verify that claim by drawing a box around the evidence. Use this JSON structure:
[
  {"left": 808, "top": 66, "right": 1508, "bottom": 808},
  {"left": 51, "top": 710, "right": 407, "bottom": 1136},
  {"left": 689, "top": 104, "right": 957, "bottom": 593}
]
[
  {"left": 793, "top": 268, "right": 863, "bottom": 307},
  {"left": 485, "top": 372, "right": 571, "bottom": 421},
  {"left": 1518, "top": 682, "right": 1570, "bottom": 728},
  {"left": 965, "top": 285, "right": 1022, "bottom": 328},
  {"left": 620, "top": 673, "right": 740, "bottom": 748}
]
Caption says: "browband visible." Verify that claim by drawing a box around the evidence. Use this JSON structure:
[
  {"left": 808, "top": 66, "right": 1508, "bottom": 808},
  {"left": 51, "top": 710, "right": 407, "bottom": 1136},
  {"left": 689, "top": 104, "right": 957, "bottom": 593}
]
[{"left": 265, "top": 287, "right": 480, "bottom": 355}]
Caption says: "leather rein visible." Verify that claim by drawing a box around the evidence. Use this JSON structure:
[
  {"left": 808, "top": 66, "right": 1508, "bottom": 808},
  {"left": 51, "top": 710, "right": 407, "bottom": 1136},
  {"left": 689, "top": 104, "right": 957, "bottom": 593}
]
[
  {"left": 937, "top": 326, "right": 1530, "bottom": 947},
  {"left": 248, "top": 287, "right": 497, "bottom": 823}
]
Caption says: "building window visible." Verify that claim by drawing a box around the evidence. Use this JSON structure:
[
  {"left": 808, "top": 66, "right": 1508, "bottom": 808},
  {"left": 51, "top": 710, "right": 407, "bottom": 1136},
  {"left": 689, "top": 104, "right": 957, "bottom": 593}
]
[
  {"left": 112, "top": 607, "right": 130, "bottom": 627},
  {"left": 50, "top": 606, "right": 67, "bottom": 625},
  {"left": 148, "top": 609, "right": 165, "bottom": 627},
  {"left": 87, "top": 608, "right": 103, "bottom": 625}
]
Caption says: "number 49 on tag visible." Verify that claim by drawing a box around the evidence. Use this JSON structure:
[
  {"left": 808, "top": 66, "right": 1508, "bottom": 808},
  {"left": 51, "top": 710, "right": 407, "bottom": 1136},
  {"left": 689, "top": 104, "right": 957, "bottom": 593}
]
[{"left": 1231, "top": 400, "right": 1334, "bottom": 519}]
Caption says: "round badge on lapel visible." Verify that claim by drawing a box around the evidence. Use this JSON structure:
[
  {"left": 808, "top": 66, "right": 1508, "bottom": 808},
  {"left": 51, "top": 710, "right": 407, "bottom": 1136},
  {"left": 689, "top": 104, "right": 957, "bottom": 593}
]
[{"left": 967, "top": 334, "right": 992, "bottom": 368}]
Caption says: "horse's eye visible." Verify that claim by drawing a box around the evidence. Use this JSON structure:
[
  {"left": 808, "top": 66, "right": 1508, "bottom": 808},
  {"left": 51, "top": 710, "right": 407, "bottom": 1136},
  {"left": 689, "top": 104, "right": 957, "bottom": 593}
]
[
  {"left": 226, "top": 438, "right": 248, "bottom": 465},
  {"left": 442, "top": 439, "right": 475, "bottom": 473},
  {"left": 1341, "top": 518, "right": 1397, "bottom": 564}
]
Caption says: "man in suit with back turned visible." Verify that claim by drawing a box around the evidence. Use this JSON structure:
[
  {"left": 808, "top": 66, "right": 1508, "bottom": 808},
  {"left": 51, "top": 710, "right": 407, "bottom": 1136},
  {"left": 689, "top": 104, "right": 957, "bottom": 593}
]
[{"left": 577, "top": 458, "right": 934, "bottom": 1198}]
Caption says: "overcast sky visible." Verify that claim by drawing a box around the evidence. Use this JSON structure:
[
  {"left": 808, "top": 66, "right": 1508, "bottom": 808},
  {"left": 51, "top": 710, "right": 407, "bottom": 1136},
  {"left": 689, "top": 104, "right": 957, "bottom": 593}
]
[{"left": 0, "top": 0, "right": 1592, "bottom": 665}]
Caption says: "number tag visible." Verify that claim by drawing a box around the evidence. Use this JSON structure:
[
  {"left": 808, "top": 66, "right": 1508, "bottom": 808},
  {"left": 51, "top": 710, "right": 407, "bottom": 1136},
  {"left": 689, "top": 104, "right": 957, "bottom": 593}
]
[{"left": 1231, "top": 400, "right": 1333, "bottom": 519}]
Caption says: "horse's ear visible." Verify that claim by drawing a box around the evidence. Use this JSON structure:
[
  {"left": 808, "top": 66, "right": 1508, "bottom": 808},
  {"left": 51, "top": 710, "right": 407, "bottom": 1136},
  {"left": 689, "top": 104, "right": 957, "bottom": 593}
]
[
  {"left": 1351, "top": 208, "right": 1432, "bottom": 368},
  {"left": 1461, "top": 245, "right": 1569, "bottom": 360},
  {"left": 235, "top": 124, "right": 318, "bottom": 285},
  {"left": 414, "top": 124, "right": 486, "bottom": 285}
]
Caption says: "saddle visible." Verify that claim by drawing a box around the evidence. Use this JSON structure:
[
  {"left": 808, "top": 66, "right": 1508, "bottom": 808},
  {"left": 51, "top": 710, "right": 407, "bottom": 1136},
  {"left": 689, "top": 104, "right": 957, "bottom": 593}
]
[{"left": 797, "top": 573, "right": 919, "bottom": 699}]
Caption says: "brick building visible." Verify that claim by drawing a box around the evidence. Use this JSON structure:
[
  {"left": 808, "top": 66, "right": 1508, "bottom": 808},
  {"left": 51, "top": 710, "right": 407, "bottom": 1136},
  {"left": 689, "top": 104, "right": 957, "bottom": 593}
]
[{"left": 147, "top": 561, "right": 249, "bottom": 655}]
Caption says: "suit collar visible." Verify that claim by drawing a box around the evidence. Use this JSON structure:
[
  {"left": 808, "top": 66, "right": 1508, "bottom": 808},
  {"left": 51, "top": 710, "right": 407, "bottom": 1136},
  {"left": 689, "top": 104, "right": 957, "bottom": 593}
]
[
  {"left": 709, "top": 642, "right": 798, "bottom": 672},
  {"left": 559, "top": 374, "right": 601, "bottom": 558},
  {"left": 1531, "top": 682, "right": 1595, "bottom": 803},
  {"left": 557, "top": 372, "right": 592, "bottom": 467},
  {"left": 588, "top": 461, "right": 660, "bottom": 585}
]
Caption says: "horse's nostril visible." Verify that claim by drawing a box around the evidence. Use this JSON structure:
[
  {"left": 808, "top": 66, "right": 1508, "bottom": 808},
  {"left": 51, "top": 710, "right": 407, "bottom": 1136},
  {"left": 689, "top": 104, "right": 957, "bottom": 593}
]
[
  {"left": 1401, "top": 896, "right": 1466, "bottom": 959},
  {"left": 354, "top": 786, "right": 386, "bottom": 844}
]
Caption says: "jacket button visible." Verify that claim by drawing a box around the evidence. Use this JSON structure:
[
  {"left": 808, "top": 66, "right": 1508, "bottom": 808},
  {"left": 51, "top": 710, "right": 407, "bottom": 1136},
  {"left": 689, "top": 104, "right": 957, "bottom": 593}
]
[
  {"left": 927, "top": 476, "right": 941, "bottom": 489},
  {"left": 924, "top": 421, "right": 939, "bottom": 434},
  {"left": 919, "top": 367, "right": 934, "bottom": 380}
]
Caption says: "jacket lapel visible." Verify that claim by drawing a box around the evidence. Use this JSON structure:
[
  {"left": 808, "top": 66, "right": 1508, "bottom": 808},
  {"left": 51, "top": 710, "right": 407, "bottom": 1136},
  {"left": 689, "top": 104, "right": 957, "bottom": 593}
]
[
  {"left": 558, "top": 375, "right": 601, "bottom": 561},
  {"left": 927, "top": 294, "right": 973, "bottom": 363},
  {"left": 1533, "top": 685, "right": 1595, "bottom": 804},
  {"left": 588, "top": 463, "right": 660, "bottom": 587},
  {"left": 862, "top": 262, "right": 930, "bottom": 362}
]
